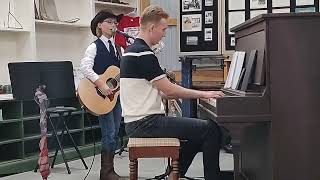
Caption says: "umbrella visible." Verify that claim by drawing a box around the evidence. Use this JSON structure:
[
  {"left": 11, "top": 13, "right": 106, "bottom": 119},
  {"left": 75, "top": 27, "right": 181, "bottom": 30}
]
[{"left": 34, "top": 85, "right": 51, "bottom": 180}]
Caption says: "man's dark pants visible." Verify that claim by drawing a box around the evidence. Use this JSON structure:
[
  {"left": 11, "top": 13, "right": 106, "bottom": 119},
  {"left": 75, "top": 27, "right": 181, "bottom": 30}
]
[{"left": 125, "top": 114, "right": 221, "bottom": 180}]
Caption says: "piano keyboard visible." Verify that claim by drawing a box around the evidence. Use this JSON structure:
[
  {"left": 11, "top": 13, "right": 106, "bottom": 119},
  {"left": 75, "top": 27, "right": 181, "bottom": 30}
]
[
  {"left": 209, "top": 98, "right": 217, "bottom": 107},
  {"left": 201, "top": 98, "right": 217, "bottom": 107}
]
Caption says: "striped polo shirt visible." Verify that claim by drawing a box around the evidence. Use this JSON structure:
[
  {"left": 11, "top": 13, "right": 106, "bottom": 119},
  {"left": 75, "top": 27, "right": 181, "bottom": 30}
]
[{"left": 120, "top": 38, "right": 166, "bottom": 123}]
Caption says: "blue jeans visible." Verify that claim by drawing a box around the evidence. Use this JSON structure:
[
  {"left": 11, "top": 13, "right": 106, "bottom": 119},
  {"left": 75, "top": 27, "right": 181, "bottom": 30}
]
[
  {"left": 125, "top": 114, "right": 221, "bottom": 180},
  {"left": 99, "top": 99, "right": 122, "bottom": 152}
]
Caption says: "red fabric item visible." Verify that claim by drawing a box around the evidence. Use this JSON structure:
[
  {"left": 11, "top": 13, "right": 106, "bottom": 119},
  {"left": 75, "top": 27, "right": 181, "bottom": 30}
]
[
  {"left": 35, "top": 86, "right": 51, "bottom": 180},
  {"left": 39, "top": 136, "right": 50, "bottom": 179},
  {"left": 115, "top": 15, "right": 140, "bottom": 49}
]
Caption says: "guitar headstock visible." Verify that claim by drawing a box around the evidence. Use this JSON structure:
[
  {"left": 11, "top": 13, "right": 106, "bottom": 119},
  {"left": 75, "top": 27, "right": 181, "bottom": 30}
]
[{"left": 163, "top": 68, "right": 176, "bottom": 83}]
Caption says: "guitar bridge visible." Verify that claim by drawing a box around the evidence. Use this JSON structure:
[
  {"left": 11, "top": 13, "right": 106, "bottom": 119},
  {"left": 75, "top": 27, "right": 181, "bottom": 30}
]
[{"left": 96, "top": 88, "right": 114, "bottom": 101}]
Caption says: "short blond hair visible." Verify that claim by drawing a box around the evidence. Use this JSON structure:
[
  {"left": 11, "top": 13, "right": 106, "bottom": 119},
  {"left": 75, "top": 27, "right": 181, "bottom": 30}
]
[
  {"left": 96, "top": 26, "right": 102, "bottom": 37},
  {"left": 140, "top": 5, "right": 169, "bottom": 27}
]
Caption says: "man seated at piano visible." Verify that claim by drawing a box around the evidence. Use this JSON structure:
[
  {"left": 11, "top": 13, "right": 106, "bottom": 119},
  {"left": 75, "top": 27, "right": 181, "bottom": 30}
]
[{"left": 120, "top": 5, "right": 225, "bottom": 180}]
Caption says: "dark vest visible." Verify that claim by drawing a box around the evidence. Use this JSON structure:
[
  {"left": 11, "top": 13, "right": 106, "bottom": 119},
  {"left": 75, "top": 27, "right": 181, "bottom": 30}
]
[{"left": 93, "top": 38, "right": 121, "bottom": 75}]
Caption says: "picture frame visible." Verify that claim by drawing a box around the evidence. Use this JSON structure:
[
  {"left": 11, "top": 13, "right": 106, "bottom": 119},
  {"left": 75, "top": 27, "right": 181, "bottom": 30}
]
[
  {"left": 182, "top": 0, "right": 202, "bottom": 12},
  {"left": 205, "top": 0, "right": 213, "bottom": 6},
  {"left": 205, "top": 11, "right": 213, "bottom": 24},
  {"left": 182, "top": 14, "right": 202, "bottom": 32}
]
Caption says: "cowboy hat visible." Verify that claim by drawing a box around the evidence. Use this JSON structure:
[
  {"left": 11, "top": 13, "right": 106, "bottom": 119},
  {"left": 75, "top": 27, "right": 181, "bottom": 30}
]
[{"left": 90, "top": 10, "right": 122, "bottom": 36}]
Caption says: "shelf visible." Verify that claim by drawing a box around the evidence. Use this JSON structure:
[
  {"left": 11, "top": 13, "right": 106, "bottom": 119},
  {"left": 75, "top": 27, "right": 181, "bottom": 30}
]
[
  {"left": 0, "top": 122, "right": 22, "bottom": 142},
  {"left": 22, "top": 115, "right": 40, "bottom": 121},
  {"left": 0, "top": 142, "right": 23, "bottom": 163},
  {"left": 95, "top": 1, "right": 135, "bottom": 8},
  {"left": 0, "top": 100, "right": 21, "bottom": 120},
  {"left": 35, "top": 19, "right": 90, "bottom": 28},
  {"left": 0, "top": 27, "right": 31, "bottom": 33},
  {"left": 22, "top": 101, "right": 39, "bottom": 117},
  {"left": 0, "top": 139, "right": 22, "bottom": 146},
  {"left": 0, "top": 119, "right": 21, "bottom": 124},
  {"left": 94, "top": 1, "right": 135, "bottom": 15},
  {"left": 23, "top": 134, "right": 41, "bottom": 141},
  {"left": 0, "top": 94, "right": 14, "bottom": 101}
]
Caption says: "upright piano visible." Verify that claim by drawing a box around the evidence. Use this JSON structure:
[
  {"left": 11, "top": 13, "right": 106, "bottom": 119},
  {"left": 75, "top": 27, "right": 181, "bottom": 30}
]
[{"left": 198, "top": 13, "right": 320, "bottom": 180}]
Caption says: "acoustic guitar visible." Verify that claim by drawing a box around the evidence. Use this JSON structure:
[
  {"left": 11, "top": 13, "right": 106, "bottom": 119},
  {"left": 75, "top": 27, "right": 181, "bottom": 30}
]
[{"left": 78, "top": 66, "right": 120, "bottom": 116}]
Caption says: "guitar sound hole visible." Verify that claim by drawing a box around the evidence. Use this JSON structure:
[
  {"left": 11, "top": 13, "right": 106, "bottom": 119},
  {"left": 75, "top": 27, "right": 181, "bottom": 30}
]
[{"left": 106, "top": 78, "right": 118, "bottom": 89}]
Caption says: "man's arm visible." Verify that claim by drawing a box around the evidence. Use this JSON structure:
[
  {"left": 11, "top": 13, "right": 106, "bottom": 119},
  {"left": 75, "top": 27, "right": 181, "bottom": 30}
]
[{"left": 153, "top": 77, "right": 224, "bottom": 99}]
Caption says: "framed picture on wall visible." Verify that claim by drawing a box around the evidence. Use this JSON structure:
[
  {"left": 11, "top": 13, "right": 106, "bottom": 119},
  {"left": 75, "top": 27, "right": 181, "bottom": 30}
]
[
  {"left": 182, "top": 0, "right": 202, "bottom": 12},
  {"left": 182, "top": 14, "right": 202, "bottom": 32},
  {"left": 272, "top": 8, "right": 290, "bottom": 13},
  {"left": 230, "top": 37, "right": 235, "bottom": 46},
  {"left": 186, "top": 36, "right": 199, "bottom": 45},
  {"left": 272, "top": 0, "right": 290, "bottom": 7},
  {"left": 229, "top": 0, "right": 246, "bottom": 10},
  {"left": 179, "top": 0, "right": 220, "bottom": 55},
  {"left": 205, "top": 11, "right": 213, "bottom": 24},
  {"left": 295, "top": 7, "right": 316, "bottom": 12},
  {"left": 228, "top": 11, "right": 245, "bottom": 34},
  {"left": 250, "top": 0, "right": 267, "bottom": 9},
  {"left": 250, "top": 10, "right": 268, "bottom": 18},
  {"left": 224, "top": 0, "right": 320, "bottom": 52},
  {"left": 205, "top": 0, "right": 213, "bottom": 6},
  {"left": 296, "top": 0, "right": 314, "bottom": 6},
  {"left": 204, "top": 28, "right": 213, "bottom": 41}
]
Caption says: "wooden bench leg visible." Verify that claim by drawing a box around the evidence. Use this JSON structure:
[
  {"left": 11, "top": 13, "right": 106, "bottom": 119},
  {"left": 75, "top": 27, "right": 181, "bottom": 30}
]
[
  {"left": 130, "top": 159, "right": 138, "bottom": 180},
  {"left": 170, "top": 158, "right": 179, "bottom": 180}
]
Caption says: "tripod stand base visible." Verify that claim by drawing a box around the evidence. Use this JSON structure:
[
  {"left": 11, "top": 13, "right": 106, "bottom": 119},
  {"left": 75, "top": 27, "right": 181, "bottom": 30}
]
[
  {"left": 145, "top": 165, "right": 172, "bottom": 180},
  {"left": 115, "top": 146, "right": 128, "bottom": 156}
]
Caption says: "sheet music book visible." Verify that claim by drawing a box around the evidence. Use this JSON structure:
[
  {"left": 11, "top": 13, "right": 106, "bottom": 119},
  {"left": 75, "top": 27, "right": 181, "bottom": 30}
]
[
  {"left": 236, "top": 68, "right": 246, "bottom": 90},
  {"left": 224, "top": 51, "right": 238, "bottom": 88},
  {"left": 231, "top": 51, "right": 246, "bottom": 89},
  {"left": 241, "top": 50, "right": 257, "bottom": 91}
]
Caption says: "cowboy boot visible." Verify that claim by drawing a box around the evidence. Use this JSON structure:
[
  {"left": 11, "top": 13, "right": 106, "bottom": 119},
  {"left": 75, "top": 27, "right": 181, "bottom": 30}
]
[
  {"left": 100, "top": 150, "right": 119, "bottom": 180},
  {"left": 110, "top": 153, "right": 121, "bottom": 178}
]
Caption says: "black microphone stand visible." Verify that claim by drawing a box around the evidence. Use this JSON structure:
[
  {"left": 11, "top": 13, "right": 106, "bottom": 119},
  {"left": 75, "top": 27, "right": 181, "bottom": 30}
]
[
  {"left": 145, "top": 69, "right": 177, "bottom": 180},
  {"left": 115, "top": 29, "right": 135, "bottom": 45},
  {"left": 145, "top": 97, "right": 172, "bottom": 180},
  {"left": 114, "top": 34, "right": 131, "bottom": 156},
  {"left": 114, "top": 117, "right": 128, "bottom": 156}
]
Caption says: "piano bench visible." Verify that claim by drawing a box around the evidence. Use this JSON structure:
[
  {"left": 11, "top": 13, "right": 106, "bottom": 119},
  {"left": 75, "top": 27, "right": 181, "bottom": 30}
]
[{"left": 127, "top": 138, "right": 180, "bottom": 180}]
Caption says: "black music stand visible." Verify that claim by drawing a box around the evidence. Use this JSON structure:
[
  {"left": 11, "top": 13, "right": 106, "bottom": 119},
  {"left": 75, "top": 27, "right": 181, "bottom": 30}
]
[
  {"left": 9, "top": 61, "right": 88, "bottom": 174},
  {"left": 8, "top": 61, "right": 76, "bottom": 100}
]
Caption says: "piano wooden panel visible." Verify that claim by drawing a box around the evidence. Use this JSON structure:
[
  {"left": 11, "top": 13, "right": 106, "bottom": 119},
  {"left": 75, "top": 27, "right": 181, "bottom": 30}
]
[
  {"left": 198, "top": 13, "right": 320, "bottom": 180},
  {"left": 267, "top": 14, "right": 320, "bottom": 180}
]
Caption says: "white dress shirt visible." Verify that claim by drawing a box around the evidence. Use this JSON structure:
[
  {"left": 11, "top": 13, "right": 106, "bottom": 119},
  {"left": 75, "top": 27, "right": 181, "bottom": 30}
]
[{"left": 80, "top": 35, "right": 117, "bottom": 82}]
